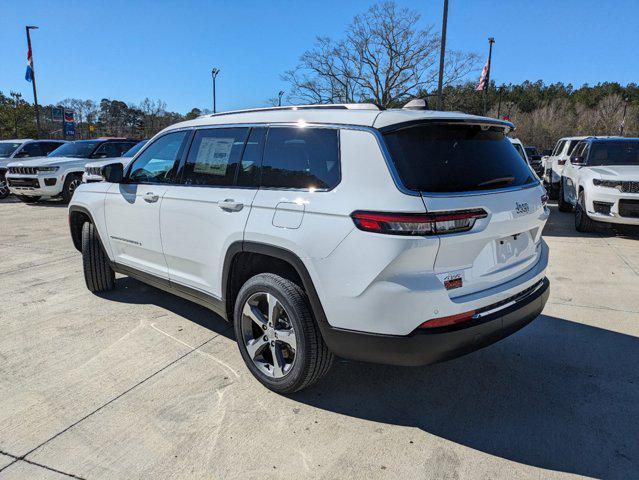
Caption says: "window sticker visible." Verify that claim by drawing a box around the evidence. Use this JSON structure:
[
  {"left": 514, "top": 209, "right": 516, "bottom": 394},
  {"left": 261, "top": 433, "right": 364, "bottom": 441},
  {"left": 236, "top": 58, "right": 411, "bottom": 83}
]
[{"left": 194, "top": 137, "right": 234, "bottom": 175}]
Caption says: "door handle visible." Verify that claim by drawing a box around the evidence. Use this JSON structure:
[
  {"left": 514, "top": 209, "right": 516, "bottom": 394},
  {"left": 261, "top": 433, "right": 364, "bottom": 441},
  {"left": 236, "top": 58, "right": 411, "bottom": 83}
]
[
  {"left": 144, "top": 192, "right": 159, "bottom": 203},
  {"left": 218, "top": 199, "right": 244, "bottom": 212}
]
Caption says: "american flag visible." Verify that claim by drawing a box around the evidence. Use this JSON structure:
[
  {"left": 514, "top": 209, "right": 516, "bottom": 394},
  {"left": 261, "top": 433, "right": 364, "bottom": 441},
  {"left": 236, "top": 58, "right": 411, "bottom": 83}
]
[
  {"left": 25, "top": 45, "right": 34, "bottom": 82},
  {"left": 476, "top": 59, "right": 489, "bottom": 91}
]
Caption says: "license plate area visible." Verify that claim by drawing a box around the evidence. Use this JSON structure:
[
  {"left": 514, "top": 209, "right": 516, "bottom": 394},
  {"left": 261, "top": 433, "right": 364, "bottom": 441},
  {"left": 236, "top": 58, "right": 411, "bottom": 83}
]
[{"left": 496, "top": 232, "right": 532, "bottom": 266}]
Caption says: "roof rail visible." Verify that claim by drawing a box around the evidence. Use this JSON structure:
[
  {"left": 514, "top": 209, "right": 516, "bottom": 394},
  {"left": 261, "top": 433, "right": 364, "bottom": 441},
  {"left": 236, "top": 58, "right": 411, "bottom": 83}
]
[{"left": 209, "top": 103, "right": 379, "bottom": 117}]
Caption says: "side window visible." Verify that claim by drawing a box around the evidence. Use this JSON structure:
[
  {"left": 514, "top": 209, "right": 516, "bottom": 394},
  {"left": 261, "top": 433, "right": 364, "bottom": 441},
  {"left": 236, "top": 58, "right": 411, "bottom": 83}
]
[
  {"left": 114, "top": 142, "right": 136, "bottom": 156},
  {"left": 128, "top": 131, "right": 188, "bottom": 184},
  {"left": 40, "top": 142, "right": 62, "bottom": 156},
  {"left": 182, "top": 128, "right": 248, "bottom": 186},
  {"left": 237, "top": 127, "right": 266, "bottom": 187},
  {"left": 261, "top": 127, "right": 340, "bottom": 190},
  {"left": 18, "top": 143, "right": 44, "bottom": 157},
  {"left": 93, "top": 143, "right": 121, "bottom": 158},
  {"left": 566, "top": 140, "right": 580, "bottom": 155},
  {"left": 571, "top": 142, "right": 585, "bottom": 159}
]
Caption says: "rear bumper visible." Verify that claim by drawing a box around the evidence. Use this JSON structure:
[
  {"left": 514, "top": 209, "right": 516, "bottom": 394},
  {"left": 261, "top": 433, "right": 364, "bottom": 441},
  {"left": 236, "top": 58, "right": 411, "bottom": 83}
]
[{"left": 322, "top": 277, "right": 549, "bottom": 366}]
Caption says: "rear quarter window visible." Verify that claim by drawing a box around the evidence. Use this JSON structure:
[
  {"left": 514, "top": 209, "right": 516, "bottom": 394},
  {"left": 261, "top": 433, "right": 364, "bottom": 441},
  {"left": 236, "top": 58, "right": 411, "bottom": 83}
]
[
  {"left": 382, "top": 124, "right": 536, "bottom": 193},
  {"left": 261, "top": 127, "right": 340, "bottom": 190}
]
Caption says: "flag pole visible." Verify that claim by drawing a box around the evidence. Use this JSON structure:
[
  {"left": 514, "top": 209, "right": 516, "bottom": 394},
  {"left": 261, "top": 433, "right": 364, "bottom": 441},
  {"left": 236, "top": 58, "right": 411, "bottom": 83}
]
[
  {"left": 26, "top": 25, "right": 41, "bottom": 138},
  {"left": 483, "top": 37, "right": 495, "bottom": 116}
]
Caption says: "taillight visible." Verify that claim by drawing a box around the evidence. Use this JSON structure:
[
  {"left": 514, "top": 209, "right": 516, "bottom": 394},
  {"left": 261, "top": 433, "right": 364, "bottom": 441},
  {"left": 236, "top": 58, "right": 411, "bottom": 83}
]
[
  {"left": 351, "top": 209, "right": 487, "bottom": 236},
  {"left": 558, "top": 159, "right": 566, "bottom": 165},
  {"left": 419, "top": 310, "right": 476, "bottom": 329}
]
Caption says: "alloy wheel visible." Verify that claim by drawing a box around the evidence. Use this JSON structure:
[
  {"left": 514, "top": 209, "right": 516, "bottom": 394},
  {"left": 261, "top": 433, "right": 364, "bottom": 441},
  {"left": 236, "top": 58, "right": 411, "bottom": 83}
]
[
  {"left": 240, "top": 292, "right": 297, "bottom": 378},
  {"left": 68, "top": 178, "right": 82, "bottom": 197}
]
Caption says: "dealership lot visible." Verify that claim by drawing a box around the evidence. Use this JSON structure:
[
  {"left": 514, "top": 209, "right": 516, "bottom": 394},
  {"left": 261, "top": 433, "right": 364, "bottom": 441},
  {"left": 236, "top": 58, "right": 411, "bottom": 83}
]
[{"left": 0, "top": 198, "right": 638, "bottom": 479}]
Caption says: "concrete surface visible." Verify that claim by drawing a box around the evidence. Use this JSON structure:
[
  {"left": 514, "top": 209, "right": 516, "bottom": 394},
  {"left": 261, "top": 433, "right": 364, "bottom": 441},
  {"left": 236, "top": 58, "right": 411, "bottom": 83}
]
[{"left": 0, "top": 197, "right": 638, "bottom": 479}]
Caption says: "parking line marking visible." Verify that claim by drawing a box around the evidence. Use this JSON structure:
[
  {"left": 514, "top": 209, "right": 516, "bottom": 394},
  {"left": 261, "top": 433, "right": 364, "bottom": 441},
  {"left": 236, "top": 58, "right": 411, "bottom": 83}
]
[{"left": 150, "top": 322, "right": 240, "bottom": 378}]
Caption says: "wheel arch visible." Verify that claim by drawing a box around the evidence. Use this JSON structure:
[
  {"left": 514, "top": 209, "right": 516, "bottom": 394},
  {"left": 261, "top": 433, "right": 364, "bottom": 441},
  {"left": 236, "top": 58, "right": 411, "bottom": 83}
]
[
  {"left": 68, "top": 205, "right": 95, "bottom": 252},
  {"left": 222, "top": 241, "right": 330, "bottom": 333}
]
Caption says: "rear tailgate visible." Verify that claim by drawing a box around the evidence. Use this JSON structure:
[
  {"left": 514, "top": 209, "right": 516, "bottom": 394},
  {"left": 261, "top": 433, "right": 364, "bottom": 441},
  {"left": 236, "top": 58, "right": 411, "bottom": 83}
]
[
  {"left": 381, "top": 120, "right": 547, "bottom": 298},
  {"left": 424, "top": 185, "right": 546, "bottom": 298}
]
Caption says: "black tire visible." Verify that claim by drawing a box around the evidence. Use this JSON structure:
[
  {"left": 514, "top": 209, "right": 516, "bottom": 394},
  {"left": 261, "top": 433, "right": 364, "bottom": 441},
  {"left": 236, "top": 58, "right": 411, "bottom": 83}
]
[
  {"left": 557, "top": 178, "right": 572, "bottom": 212},
  {"left": 575, "top": 190, "right": 596, "bottom": 233},
  {"left": 17, "top": 195, "right": 41, "bottom": 203},
  {"left": 62, "top": 173, "right": 83, "bottom": 203},
  {"left": 234, "top": 273, "right": 333, "bottom": 394},
  {"left": 0, "top": 176, "right": 9, "bottom": 199},
  {"left": 546, "top": 180, "right": 559, "bottom": 200},
  {"left": 81, "top": 222, "right": 115, "bottom": 293}
]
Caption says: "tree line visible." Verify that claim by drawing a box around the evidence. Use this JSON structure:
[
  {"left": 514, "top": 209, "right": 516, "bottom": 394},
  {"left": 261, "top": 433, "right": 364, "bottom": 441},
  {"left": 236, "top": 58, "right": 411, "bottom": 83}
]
[{"left": 0, "top": 92, "right": 204, "bottom": 141}]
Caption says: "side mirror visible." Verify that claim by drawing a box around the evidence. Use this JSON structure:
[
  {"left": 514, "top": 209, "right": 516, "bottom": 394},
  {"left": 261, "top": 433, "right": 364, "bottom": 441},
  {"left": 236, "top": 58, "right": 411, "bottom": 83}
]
[
  {"left": 102, "top": 163, "right": 123, "bottom": 183},
  {"left": 570, "top": 155, "right": 585, "bottom": 166}
]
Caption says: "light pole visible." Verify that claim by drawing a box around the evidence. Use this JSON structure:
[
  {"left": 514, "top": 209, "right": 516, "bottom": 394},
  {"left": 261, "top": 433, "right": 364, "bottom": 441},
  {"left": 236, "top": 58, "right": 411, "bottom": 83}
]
[
  {"left": 278, "top": 90, "right": 285, "bottom": 107},
  {"left": 211, "top": 68, "right": 220, "bottom": 113},
  {"left": 26, "top": 25, "right": 41, "bottom": 137},
  {"left": 436, "top": 0, "right": 449, "bottom": 110}
]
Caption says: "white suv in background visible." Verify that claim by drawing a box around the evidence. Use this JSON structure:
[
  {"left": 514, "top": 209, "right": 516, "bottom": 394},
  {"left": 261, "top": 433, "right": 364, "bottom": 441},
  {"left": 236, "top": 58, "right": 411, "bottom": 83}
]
[
  {"left": 558, "top": 136, "right": 639, "bottom": 231},
  {"left": 7, "top": 138, "right": 137, "bottom": 203},
  {"left": 0, "top": 139, "right": 66, "bottom": 199},
  {"left": 68, "top": 104, "right": 550, "bottom": 393},
  {"left": 83, "top": 140, "right": 148, "bottom": 183},
  {"left": 544, "top": 136, "right": 586, "bottom": 198}
]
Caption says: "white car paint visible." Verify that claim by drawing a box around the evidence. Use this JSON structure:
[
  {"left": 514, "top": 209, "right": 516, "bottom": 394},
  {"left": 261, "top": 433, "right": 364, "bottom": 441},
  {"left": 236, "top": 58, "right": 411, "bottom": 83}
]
[
  {"left": 544, "top": 136, "right": 587, "bottom": 191},
  {"left": 6, "top": 155, "right": 87, "bottom": 199},
  {"left": 83, "top": 140, "right": 148, "bottom": 183},
  {"left": 561, "top": 137, "right": 639, "bottom": 226},
  {"left": 7, "top": 139, "right": 135, "bottom": 200},
  {"left": 71, "top": 104, "right": 549, "bottom": 339}
]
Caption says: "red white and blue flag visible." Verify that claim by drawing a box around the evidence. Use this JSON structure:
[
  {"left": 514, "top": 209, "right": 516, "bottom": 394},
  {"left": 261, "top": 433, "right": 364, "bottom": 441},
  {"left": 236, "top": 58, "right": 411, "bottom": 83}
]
[
  {"left": 25, "top": 45, "right": 34, "bottom": 82},
  {"left": 476, "top": 58, "right": 489, "bottom": 91}
]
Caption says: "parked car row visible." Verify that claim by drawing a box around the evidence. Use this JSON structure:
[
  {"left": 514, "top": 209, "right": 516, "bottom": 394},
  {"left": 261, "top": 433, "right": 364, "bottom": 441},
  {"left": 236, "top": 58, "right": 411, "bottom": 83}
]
[
  {"left": 2, "top": 138, "right": 144, "bottom": 203},
  {"left": 5, "top": 106, "right": 637, "bottom": 393}
]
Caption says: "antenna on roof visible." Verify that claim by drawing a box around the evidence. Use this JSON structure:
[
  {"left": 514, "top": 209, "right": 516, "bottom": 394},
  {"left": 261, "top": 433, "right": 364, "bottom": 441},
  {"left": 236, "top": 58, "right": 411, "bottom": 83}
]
[{"left": 403, "top": 98, "right": 429, "bottom": 111}]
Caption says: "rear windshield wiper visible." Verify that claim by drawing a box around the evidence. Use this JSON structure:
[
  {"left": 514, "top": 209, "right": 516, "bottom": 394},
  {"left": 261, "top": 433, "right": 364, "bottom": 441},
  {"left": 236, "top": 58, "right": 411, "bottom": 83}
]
[{"left": 476, "top": 176, "right": 515, "bottom": 188}]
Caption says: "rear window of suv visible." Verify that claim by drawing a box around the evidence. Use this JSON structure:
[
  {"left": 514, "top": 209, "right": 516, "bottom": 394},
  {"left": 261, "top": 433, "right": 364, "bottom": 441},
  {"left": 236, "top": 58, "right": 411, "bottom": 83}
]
[{"left": 382, "top": 123, "right": 536, "bottom": 193}]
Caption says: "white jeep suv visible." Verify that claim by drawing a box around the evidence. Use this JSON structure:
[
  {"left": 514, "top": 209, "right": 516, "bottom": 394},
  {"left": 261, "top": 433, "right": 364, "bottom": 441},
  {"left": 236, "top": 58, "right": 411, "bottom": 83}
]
[
  {"left": 83, "top": 140, "right": 148, "bottom": 183},
  {"left": 0, "top": 139, "right": 66, "bottom": 199},
  {"left": 558, "top": 136, "right": 639, "bottom": 231},
  {"left": 68, "top": 104, "right": 550, "bottom": 393},
  {"left": 544, "top": 136, "right": 586, "bottom": 198},
  {"left": 7, "top": 138, "right": 136, "bottom": 203}
]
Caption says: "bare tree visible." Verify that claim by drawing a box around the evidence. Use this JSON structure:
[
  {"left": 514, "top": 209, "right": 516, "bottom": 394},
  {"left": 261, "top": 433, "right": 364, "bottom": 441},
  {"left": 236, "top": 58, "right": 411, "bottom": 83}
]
[{"left": 282, "top": 1, "right": 478, "bottom": 108}]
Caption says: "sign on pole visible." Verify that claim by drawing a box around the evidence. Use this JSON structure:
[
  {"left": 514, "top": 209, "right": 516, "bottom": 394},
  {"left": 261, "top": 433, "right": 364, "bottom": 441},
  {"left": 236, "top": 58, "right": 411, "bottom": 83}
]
[
  {"left": 64, "top": 122, "right": 76, "bottom": 136},
  {"left": 63, "top": 109, "right": 76, "bottom": 138},
  {"left": 52, "top": 107, "right": 64, "bottom": 122}
]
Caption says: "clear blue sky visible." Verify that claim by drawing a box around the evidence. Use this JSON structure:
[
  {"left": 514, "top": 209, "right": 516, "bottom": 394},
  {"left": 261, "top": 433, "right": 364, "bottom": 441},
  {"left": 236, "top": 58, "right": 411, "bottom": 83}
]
[{"left": 1, "top": 0, "right": 637, "bottom": 114}]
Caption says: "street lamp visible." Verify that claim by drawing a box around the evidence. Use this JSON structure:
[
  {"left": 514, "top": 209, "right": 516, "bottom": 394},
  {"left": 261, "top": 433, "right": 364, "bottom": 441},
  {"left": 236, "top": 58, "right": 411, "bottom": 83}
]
[
  {"left": 278, "top": 90, "right": 285, "bottom": 107},
  {"left": 211, "top": 68, "right": 220, "bottom": 113}
]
